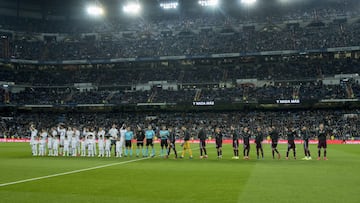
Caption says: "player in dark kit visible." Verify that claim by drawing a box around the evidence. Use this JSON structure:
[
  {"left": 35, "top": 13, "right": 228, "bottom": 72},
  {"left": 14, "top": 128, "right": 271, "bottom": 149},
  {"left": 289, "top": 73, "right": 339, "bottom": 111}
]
[
  {"left": 135, "top": 126, "right": 145, "bottom": 157},
  {"left": 198, "top": 127, "right": 208, "bottom": 159},
  {"left": 286, "top": 127, "right": 297, "bottom": 160},
  {"left": 167, "top": 127, "right": 178, "bottom": 159},
  {"left": 231, "top": 126, "right": 240, "bottom": 159},
  {"left": 255, "top": 127, "right": 264, "bottom": 159},
  {"left": 317, "top": 124, "right": 328, "bottom": 160},
  {"left": 214, "top": 127, "right": 223, "bottom": 159},
  {"left": 269, "top": 126, "right": 281, "bottom": 159},
  {"left": 301, "top": 126, "right": 312, "bottom": 160},
  {"left": 242, "top": 127, "right": 251, "bottom": 160}
]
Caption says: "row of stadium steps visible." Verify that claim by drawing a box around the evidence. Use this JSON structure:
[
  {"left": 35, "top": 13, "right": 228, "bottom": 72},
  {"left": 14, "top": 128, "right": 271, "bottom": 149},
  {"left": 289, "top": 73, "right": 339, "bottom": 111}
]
[
  {"left": 105, "top": 91, "right": 117, "bottom": 103},
  {"left": 346, "top": 84, "right": 355, "bottom": 98},
  {"left": 222, "top": 69, "right": 228, "bottom": 82},
  {"left": 137, "top": 72, "right": 145, "bottom": 84},
  {"left": 64, "top": 90, "right": 75, "bottom": 103},
  {"left": 147, "top": 90, "right": 157, "bottom": 103},
  {"left": 292, "top": 86, "right": 300, "bottom": 99},
  {"left": 177, "top": 70, "right": 185, "bottom": 82},
  {"left": 194, "top": 89, "right": 202, "bottom": 101},
  {"left": 40, "top": 45, "right": 49, "bottom": 60},
  {"left": 0, "top": 36, "right": 10, "bottom": 58},
  {"left": 242, "top": 87, "right": 250, "bottom": 101},
  {"left": 349, "top": 16, "right": 360, "bottom": 24}
]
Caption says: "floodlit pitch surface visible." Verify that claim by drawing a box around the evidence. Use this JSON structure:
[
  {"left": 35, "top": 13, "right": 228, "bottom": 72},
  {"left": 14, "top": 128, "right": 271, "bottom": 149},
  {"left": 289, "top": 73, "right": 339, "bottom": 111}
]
[{"left": 0, "top": 143, "right": 359, "bottom": 203}]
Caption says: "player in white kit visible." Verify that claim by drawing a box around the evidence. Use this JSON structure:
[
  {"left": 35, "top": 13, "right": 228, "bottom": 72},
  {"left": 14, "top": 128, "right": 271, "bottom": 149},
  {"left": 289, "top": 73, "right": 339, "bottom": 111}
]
[
  {"left": 108, "top": 124, "right": 119, "bottom": 156},
  {"left": 82, "top": 127, "right": 88, "bottom": 139},
  {"left": 82, "top": 127, "right": 88, "bottom": 156},
  {"left": 30, "top": 125, "right": 38, "bottom": 156},
  {"left": 87, "top": 134, "right": 95, "bottom": 157},
  {"left": 52, "top": 135, "right": 59, "bottom": 156},
  {"left": 48, "top": 127, "right": 57, "bottom": 156},
  {"left": 105, "top": 136, "right": 111, "bottom": 157},
  {"left": 97, "top": 127, "right": 105, "bottom": 157},
  {"left": 80, "top": 136, "right": 87, "bottom": 157},
  {"left": 63, "top": 136, "right": 70, "bottom": 156},
  {"left": 119, "top": 124, "right": 127, "bottom": 158},
  {"left": 71, "top": 134, "right": 78, "bottom": 157},
  {"left": 116, "top": 137, "right": 122, "bottom": 158},
  {"left": 57, "top": 125, "right": 66, "bottom": 155},
  {"left": 66, "top": 127, "right": 74, "bottom": 156},
  {"left": 86, "top": 128, "right": 97, "bottom": 156},
  {"left": 38, "top": 128, "right": 48, "bottom": 156},
  {"left": 73, "top": 127, "right": 81, "bottom": 154}
]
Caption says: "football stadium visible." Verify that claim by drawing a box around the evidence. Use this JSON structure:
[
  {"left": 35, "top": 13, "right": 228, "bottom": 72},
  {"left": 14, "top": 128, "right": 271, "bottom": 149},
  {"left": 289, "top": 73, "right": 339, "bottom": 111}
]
[{"left": 0, "top": 0, "right": 360, "bottom": 202}]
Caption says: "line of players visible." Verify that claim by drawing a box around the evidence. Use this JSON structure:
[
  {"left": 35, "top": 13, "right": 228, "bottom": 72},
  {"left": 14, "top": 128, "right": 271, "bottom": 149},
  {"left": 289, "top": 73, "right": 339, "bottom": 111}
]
[
  {"left": 29, "top": 123, "right": 328, "bottom": 160},
  {"left": 29, "top": 124, "right": 179, "bottom": 158},
  {"left": 231, "top": 124, "right": 328, "bottom": 161}
]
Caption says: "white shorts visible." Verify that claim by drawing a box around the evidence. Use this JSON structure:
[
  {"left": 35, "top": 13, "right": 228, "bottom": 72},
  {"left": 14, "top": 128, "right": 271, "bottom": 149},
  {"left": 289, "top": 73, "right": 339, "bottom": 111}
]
[{"left": 60, "top": 138, "right": 65, "bottom": 146}]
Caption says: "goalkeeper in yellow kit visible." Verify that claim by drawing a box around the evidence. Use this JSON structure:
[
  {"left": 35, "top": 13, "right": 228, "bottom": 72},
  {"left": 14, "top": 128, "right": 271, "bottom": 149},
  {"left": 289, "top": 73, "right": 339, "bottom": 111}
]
[{"left": 180, "top": 126, "right": 193, "bottom": 159}]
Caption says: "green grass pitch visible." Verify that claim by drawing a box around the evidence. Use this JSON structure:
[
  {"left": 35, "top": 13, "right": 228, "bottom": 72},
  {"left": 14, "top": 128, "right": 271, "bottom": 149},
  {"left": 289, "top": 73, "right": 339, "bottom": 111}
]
[{"left": 0, "top": 142, "right": 359, "bottom": 203}]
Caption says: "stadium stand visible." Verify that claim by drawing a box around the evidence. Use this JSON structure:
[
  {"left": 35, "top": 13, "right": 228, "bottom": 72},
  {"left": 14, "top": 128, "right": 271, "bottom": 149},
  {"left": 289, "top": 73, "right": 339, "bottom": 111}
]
[
  {"left": 2, "top": 21, "right": 360, "bottom": 60},
  {"left": 0, "top": 0, "right": 359, "bottom": 139},
  {"left": 1, "top": 110, "right": 359, "bottom": 140}
]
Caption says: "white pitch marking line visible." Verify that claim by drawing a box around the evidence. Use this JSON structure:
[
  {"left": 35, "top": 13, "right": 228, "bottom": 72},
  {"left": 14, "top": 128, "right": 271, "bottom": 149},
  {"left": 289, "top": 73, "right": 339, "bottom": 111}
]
[
  {"left": 0, "top": 157, "right": 149, "bottom": 187},
  {"left": 0, "top": 147, "right": 199, "bottom": 188}
]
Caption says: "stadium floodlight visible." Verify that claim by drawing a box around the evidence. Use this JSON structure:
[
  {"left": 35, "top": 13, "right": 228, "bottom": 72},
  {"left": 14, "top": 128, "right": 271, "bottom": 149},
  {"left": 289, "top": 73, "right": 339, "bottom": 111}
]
[
  {"left": 123, "top": 2, "right": 141, "bottom": 15},
  {"left": 160, "top": 1, "right": 179, "bottom": 10},
  {"left": 198, "top": 0, "right": 219, "bottom": 7},
  {"left": 86, "top": 5, "right": 104, "bottom": 16},
  {"left": 241, "top": 0, "right": 257, "bottom": 5}
]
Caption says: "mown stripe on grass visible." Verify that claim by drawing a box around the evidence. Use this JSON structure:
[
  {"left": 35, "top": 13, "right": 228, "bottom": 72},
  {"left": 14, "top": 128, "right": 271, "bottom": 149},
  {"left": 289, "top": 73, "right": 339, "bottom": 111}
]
[
  {"left": 0, "top": 147, "right": 199, "bottom": 188},
  {"left": 0, "top": 157, "right": 149, "bottom": 187}
]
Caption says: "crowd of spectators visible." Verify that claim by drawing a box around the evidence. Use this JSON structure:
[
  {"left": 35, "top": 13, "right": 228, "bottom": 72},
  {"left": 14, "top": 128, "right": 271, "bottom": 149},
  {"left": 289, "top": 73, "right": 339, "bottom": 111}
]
[
  {"left": 1, "top": 110, "right": 359, "bottom": 140},
  {"left": 4, "top": 21, "right": 360, "bottom": 60},
  {"left": 0, "top": 3, "right": 359, "bottom": 61},
  {"left": 3, "top": 81, "right": 359, "bottom": 105},
  {"left": 0, "top": 57, "right": 359, "bottom": 105},
  {"left": 0, "top": 58, "right": 359, "bottom": 86}
]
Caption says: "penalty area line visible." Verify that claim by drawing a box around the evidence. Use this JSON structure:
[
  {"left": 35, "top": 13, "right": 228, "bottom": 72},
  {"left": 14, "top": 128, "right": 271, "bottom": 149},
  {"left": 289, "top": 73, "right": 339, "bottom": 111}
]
[{"left": 0, "top": 157, "right": 149, "bottom": 187}]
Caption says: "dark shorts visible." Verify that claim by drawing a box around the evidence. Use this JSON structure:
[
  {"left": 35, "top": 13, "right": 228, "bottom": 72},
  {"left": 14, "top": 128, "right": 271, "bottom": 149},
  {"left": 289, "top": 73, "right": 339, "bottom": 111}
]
[
  {"left": 216, "top": 139, "right": 222, "bottom": 149},
  {"left": 318, "top": 140, "right": 327, "bottom": 149},
  {"left": 137, "top": 141, "right": 144, "bottom": 147},
  {"left": 146, "top": 139, "right": 153, "bottom": 146},
  {"left": 288, "top": 140, "right": 296, "bottom": 149},
  {"left": 233, "top": 139, "right": 239, "bottom": 149},
  {"left": 271, "top": 142, "right": 278, "bottom": 149},
  {"left": 169, "top": 141, "right": 176, "bottom": 149},
  {"left": 125, "top": 140, "right": 132, "bottom": 147},
  {"left": 160, "top": 139, "right": 168, "bottom": 148},
  {"left": 303, "top": 140, "right": 309, "bottom": 149},
  {"left": 243, "top": 142, "right": 250, "bottom": 150},
  {"left": 199, "top": 140, "right": 206, "bottom": 149},
  {"left": 256, "top": 142, "right": 262, "bottom": 149}
]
